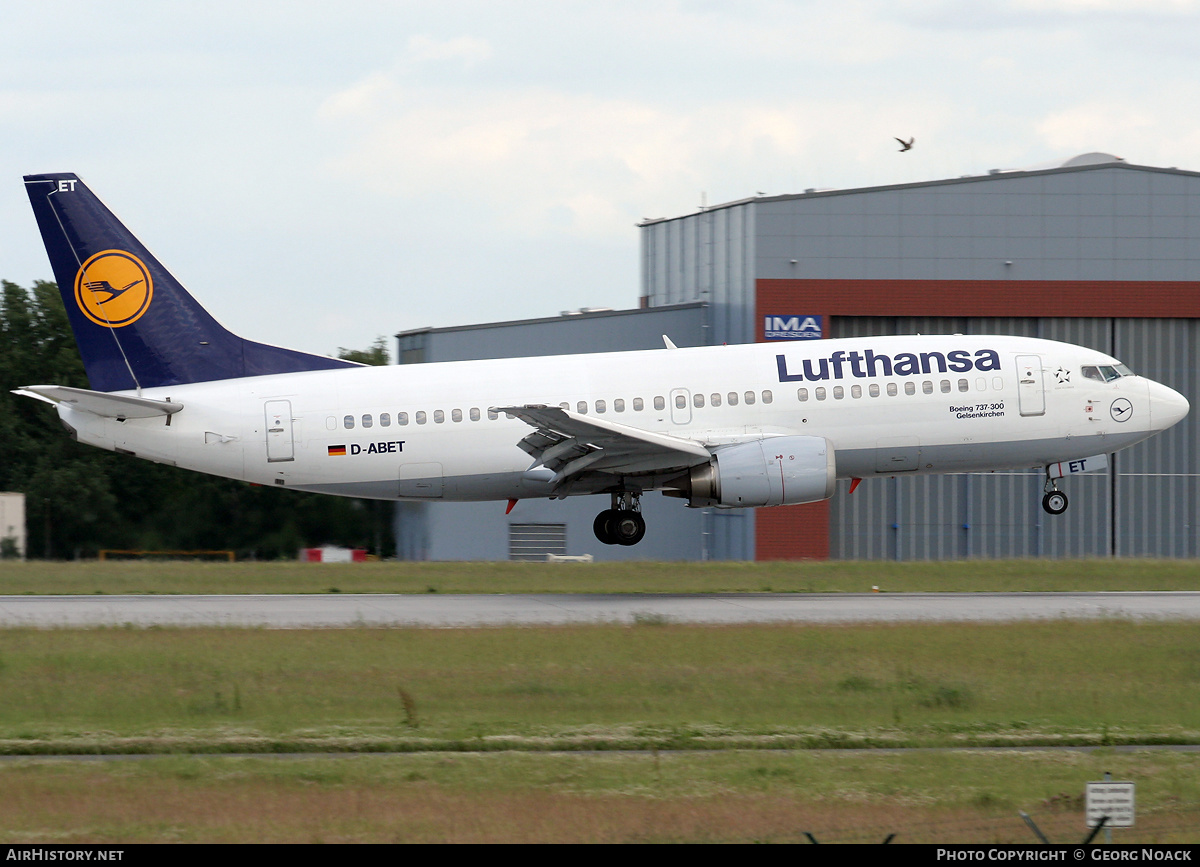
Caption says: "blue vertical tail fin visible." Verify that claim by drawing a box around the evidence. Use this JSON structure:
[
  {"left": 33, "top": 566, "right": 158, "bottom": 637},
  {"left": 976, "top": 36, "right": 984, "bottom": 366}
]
[{"left": 23, "top": 172, "right": 356, "bottom": 392}]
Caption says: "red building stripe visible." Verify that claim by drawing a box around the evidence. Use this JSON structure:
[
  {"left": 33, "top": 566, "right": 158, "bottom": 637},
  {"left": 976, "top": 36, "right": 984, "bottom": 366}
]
[{"left": 757, "top": 278, "right": 1200, "bottom": 323}]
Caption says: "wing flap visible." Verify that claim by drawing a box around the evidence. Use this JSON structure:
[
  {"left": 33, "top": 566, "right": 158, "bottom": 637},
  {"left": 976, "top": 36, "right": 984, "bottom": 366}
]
[{"left": 499, "top": 404, "right": 711, "bottom": 485}]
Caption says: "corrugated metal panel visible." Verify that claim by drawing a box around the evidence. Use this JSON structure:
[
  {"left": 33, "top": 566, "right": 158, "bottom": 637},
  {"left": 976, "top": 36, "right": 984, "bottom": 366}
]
[
  {"left": 644, "top": 203, "right": 756, "bottom": 347},
  {"left": 1114, "top": 319, "right": 1197, "bottom": 557},
  {"left": 508, "top": 523, "right": 567, "bottom": 561},
  {"left": 1042, "top": 318, "right": 1113, "bottom": 355}
]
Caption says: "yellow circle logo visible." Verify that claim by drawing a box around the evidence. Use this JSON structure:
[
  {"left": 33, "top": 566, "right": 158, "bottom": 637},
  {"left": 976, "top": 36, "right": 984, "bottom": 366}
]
[{"left": 74, "top": 250, "right": 153, "bottom": 328}]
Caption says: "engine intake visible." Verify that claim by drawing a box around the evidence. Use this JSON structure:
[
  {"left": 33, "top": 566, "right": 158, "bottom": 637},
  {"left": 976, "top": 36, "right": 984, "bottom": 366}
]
[{"left": 665, "top": 436, "right": 836, "bottom": 508}]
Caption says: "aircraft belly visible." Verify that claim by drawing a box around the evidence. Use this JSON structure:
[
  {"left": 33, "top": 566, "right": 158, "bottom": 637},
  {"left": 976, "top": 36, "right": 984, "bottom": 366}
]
[
  {"left": 837, "top": 429, "right": 1157, "bottom": 478},
  {"left": 297, "top": 471, "right": 535, "bottom": 502}
]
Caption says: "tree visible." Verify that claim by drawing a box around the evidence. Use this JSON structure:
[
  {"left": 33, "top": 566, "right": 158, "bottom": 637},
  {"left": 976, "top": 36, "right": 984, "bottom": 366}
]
[{"left": 338, "top": 336, "right": 390, "bottom": 366}]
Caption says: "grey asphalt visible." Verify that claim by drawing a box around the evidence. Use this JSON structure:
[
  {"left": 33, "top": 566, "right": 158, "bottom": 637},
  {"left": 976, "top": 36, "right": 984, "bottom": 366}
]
[{"left": 2, "top": 591, "right": 1199, "bottom": 628}]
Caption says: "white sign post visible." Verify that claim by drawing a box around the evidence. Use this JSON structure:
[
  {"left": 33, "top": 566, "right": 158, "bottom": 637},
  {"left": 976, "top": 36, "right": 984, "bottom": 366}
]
[{"left": 1086, "top": 780, "right": 1135, "bottom": 830}]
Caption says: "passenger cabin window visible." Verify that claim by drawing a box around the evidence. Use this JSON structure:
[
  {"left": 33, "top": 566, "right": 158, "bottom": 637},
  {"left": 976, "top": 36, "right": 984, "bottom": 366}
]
[
  {"left": 434, "top": 410, "right": 445, "bottom": 423},
  {"left": 614, "top": 399, "right": 625, "bottom": 412},
  {"left": 922, "top": 381, "right": 933, "bottom": 395},
  {"left": 451, "top": 409, "right": 462, "bottom": 422},
  {"left": 398, "top": 412, "right": 409, "bottom": 425},
  {"left": 470, "top": 408, "right": 480, "bottom": 421},
  {"left": 887, "top": 383, "right": 898, "bottom": 397},
  {"left": 869, "top": 384, "right": 880, "bottom": 397},
  {"left": 416, "top": 411, "right": 427, "bottom": 425},
  {"left": 797, "top": 388, "right": 809, "bottom": 402},
  {"left": 710, "top": 393, "right": 721, "bottom": 407},
  {"left": 744, "top": 391, "right": 756, "bottom": 405},
  {"left": 379, "top": 413, "right": 391, "bottom": 427},
  {"left": 958, "top": 379, "right": 969, "bottom": 392},
  {"left": 577, "top": 401, "right": 588, "bottom": 414},
  {"left": 693, "top": 393, "right": 704, "bottom": 408},
  {"left": 833, "top": 386, "right": 844, "bottom": 400},
  {"left": 633, "top": 398, "right": 644, "bottom": 411},
  {"left": 596, "top": 400, "right": 606, "bottom": 413},
  {"left": 905, "top": 382, "right": 915, "bottom": 396},
  {"left": 343, "top": 415, "right": 355, "bottom": 429},
  {"left": 488, "top": 408, "right": 499, "bottom": 420},
  {"left": 727, "top": 392, "right": 738, "bottom": 406},
  {"left": 816, "top": 387, "right": 827, "bottom": 401},
  {"left": 851, "top": 385, "right": 862, "bottom": 399},
  {"left": 362, "top": 414, "right": 373, "bottom": 428},
  {"left": 675, "top": 394, "right": 687, "bottom": 409},
  {"left": 940, "top": 380, "right": 951, "bottom": 393},
  {"left": 762, "top": 390, "right": 773, "bottom": 404},
  {"left": 654, "top": 396, "right": 665, "bottom": 410}
]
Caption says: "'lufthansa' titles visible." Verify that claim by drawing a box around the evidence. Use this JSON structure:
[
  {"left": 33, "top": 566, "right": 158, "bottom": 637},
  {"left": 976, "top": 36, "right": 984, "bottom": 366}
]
[{"left": 776, "top": 348, "right": 1001, "bottom": 382}]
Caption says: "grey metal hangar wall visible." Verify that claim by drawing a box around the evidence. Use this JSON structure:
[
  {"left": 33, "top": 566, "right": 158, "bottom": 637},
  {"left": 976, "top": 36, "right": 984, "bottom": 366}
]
[{"left": 639, "top": 154, "right": 1200, "bottom": 559}]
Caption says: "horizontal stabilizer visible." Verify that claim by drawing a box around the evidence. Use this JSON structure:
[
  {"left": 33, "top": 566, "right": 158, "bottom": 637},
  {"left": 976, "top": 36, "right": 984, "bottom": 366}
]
[{"left": 13, "top": 385, "right": 183, "bottom": 419}]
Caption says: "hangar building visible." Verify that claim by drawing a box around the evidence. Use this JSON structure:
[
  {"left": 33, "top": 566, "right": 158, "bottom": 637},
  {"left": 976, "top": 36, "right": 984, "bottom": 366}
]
[{"left": 394, "top": 153, "right": 1200, "bottom": 561}]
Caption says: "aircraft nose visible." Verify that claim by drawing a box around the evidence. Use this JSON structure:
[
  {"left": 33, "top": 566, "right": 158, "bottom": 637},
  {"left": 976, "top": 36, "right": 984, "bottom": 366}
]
[{"left": 1148, "top": 380, "right": 1190, "bottom": 431}]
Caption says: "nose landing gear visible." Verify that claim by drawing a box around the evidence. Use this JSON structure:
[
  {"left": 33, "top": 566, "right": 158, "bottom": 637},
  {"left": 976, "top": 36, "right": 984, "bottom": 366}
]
[
  {"left": 594, "top": 492, "right": 646, "bottom": 546},
  {"left": 1042, "top": 474, "right": 1069, "bottom": 516}
]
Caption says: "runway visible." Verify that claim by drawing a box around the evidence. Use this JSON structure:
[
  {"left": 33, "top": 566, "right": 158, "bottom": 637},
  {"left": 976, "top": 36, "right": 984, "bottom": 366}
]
[{"left": 2, "top": 591, "right": 1200, "bottom": 628}]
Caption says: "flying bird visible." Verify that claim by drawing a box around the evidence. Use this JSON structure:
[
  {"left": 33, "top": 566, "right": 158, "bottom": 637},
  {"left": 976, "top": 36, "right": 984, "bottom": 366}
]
[{"left": 895, "top": 137, "right": 914, "bottom": 152}]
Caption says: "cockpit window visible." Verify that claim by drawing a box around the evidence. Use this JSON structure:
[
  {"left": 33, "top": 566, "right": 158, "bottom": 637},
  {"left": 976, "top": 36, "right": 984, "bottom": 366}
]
[{"left": 1081, "top": 364, "right": 1134, "bottom": 383}]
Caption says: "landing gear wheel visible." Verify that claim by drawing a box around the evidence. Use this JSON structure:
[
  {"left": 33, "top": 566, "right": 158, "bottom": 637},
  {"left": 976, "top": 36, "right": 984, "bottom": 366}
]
[
  {"left": 593, "top": 509, "right": 620, "bottom": 544},
  {"left": 593, "top": 509, "right": 647, "bottom": 545},
  {"left": 1042, "top": 491, "right": 1068, "bottom": 515},
  {"left": 610, "top": 510, "right": 646, "bottom": 546}
]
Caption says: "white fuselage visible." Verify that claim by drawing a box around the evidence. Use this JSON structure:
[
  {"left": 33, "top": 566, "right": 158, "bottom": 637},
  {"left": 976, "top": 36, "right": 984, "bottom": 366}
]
[{"left": 56, "top": 334, "right": 1189, "bottom": 503}]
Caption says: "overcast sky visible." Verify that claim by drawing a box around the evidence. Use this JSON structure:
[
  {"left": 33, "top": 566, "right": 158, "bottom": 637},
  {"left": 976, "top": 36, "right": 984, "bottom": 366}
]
[{"left": 3, "top": 0, "right": 1199, "bottom": 357}]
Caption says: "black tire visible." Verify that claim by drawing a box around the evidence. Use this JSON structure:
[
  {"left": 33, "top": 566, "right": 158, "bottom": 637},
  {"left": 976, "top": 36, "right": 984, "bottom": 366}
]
[
  {"left": 1042, "top": 491, "right": 1068, "bottom": 515},
  {"left": 593, "top": 509, "right": 620, "bottom": 544},
  {"left": 612, "top": 510, "right": 647, "bottom": 546}
]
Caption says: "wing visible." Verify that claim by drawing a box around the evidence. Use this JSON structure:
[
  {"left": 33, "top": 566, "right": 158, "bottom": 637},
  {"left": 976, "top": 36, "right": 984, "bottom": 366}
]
[{"left": 498, "top": 404, "right": 712, "bottom": 489}]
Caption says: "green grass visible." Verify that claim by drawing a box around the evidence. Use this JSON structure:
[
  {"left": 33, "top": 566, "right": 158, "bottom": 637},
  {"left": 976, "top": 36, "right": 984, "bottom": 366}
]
[
  {"left": 2, "top": 750, "right": 1198, "bottom": 842},
  {"left": 1, "top": 558, "right": 1199, "bottom": 595},
  {"left": 0, "top": 620, "right": 1197, "bottom": 754}
]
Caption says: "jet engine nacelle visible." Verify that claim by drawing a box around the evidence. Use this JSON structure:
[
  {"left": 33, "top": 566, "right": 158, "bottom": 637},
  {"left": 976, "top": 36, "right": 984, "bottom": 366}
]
[{"left": 668, "top": 435, "right": 836, "bottom": 508}]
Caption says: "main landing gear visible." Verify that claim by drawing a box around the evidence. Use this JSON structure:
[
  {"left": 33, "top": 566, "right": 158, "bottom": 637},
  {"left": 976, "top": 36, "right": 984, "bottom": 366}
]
[
  {"left": 1042, "top": 474, "right": 1069, "bottom": 516},
  {"left": 594, "top": 492, "right": 646, "bottom": 546}
]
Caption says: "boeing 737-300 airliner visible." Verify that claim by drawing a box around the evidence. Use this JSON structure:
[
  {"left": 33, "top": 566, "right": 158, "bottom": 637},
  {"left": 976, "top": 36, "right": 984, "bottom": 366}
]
[{"left": 15, "top": 173, "right": 1191, "bottom": 546}]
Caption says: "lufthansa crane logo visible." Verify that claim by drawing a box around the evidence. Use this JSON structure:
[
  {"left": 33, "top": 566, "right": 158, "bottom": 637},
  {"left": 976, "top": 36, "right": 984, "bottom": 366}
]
[
  {"left": 1110, "top": 398, "right": 1133, "bottom": 423},
  {"left": 74, "top": 250, "right": 153, "bottom": 328}
]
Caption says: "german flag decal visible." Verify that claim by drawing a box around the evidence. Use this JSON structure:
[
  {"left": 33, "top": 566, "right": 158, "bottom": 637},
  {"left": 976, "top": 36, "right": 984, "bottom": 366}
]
[{"left": 328, "top": 445, "right": 347, "bottom": 456}]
